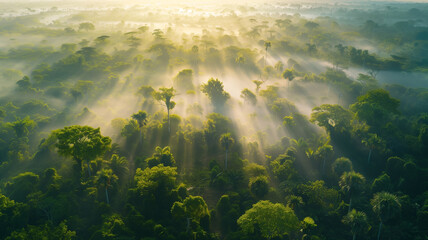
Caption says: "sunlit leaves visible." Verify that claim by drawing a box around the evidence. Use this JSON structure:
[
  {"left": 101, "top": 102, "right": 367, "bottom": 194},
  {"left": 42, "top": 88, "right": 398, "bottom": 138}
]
[
  {"left": 134, "top": 165, "right": 177, "bottom": 194},
  {"left": 201, "top": 78, "right": 230, "bottom": 109},
  {"left": 237, "top": 200, "right": 300, "bottom": 239},
  {"left": 54, "top": 125, "right": 111, "bottom": 163},
  {"left": 310, "top": 104, "right": 352, "bottom": 133}
]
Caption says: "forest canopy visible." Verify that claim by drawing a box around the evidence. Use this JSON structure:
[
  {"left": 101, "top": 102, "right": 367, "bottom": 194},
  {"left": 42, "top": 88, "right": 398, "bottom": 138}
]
[{"left": 0, "top": 0, "right": 427, "bottom": 239}]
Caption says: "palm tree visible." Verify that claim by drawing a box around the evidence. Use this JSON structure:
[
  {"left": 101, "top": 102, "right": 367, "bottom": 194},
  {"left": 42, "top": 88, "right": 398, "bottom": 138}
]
[
  {"left": 109, "top": 154, "right": 128, "bottom": 179},
  {"left": 252, "top": 80, "right": 264, "bottom": 93},
  {"left": 219, "top": 133, "right": 234, "bottom": 170},
  {"left": 132, "top": 111, "right": 148, "bottom": 143},
  {"left": 264, "top": 41, "right": 271, "bottom": 68},
  {"left": 153, "top": 87, "right": 176, "bottom": 133},
  {"left": 362, "top": 133, "right": 385, "bottom": 163},
  {"left": 339, "top": 171, "right": 366, "bottom": 212},
  {"left": 342, "top": 209, "right": 370, "bottom": 240},
  {"left": 371, "top": 192, "right": 401, "bottom": 240},
  {"left": 96, "top": 169, "right": 118, "bottom": 204}
]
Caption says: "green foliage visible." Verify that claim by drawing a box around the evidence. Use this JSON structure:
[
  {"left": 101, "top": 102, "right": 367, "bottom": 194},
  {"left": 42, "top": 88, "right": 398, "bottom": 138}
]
[
  {"left": 146, "top": 146, "right": 176, "bottom": 168},
  {"left": 174, "top": 69, "right": 194, "bottom": 91},
  {"left": 78, "top": 22, "right": 95, "bottom": 31},
  {"left": 240, "top": 88, "right": 257, "bottom": 105},
  {"left": 219, "top": 133, "right": 234, "bottom": 151},
  {"left": 173, "top": 195, "right": 210, "bottom": 223},
  {"left": 132, "top": 111, "right": 148, "bottom": 128},
  {"left": 249, "top": 176, "right": 269, "bottom": 198},
  {"left": 310, "top": 104, "right": 352, "bottom": 133},
  {"left": 237, "top": 200, "right": 300, "bottom": 239},
  {"left": 342, "top": 209, "right": 370, "bottom": 238},
  {"left": 134, "top": 165, "right": 177, "bottom": 194},
  {"left": 6, "top": 221, "right": 76, "bottom": 240},
  {"left": 371, "top": 192, "right": 401, "bottom": 222},
  {"left": 54, "top": 125, "right": 112, "bottom": 164},
  {"left": 121, "top": 119, "right": 140, "bottom": 137},
  {"left": 371, "top": 173, "right": 392, "bottom": 193},
  {"left": 282, "top": 68, "right": 295, "bottom": 83},
  {"left": 332, "top": 157, "right": 353, "bottom": 177},
  {"left": 5, "top": 172, "right": 39, "bottom": 202},
  {"left": 270, "top": 150, "right": 298, "bottom": 182},
  {"left": 339, "top": 171, "right": 366, "bottom": 196},
  {"left": 201, "top": 78, "right": 230, "bottom": 109},
  {"left": 350, "top": 89, "right": 400, "bottom": 127}
]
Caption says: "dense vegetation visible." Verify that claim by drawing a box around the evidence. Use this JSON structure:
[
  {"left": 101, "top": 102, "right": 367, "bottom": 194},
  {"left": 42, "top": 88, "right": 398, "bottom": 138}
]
[{"left": 0, "top": 1, "right": 428, "bottom": 239}]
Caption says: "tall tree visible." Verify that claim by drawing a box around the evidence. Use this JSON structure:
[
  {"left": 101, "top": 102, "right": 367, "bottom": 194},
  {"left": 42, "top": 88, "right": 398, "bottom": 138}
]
[
  {"left": 342, "top": 209, "right": 370, "bottom": 240},
  {"left": 264, "top": 41, "right": 271, "bottom": 68},
  {"left": 237, "top": 200, "right": 300, "bottom": 239},
  {"left": 339, "top": 171, "right": 366, "bottom": 212},
  {"left": 153, "top": 87, "right": 176, "bottom": 133},
  {"left": 282, "top": 68, "right": 295, "bottom": 86},
  {"left": 201, "top": 78, "right": 230, "bottom": 111},
  {"left": 361, "top": 133, "right": 385, "bottom": 163},
  {"left": 219, "top": 133, "right": 234, "bottom": 170},
  {"left": 131, "top": 111, "right": 148, "bottom": 143},
  {"left": 95, "top": 169, "right": 118, "bottom": 204},
  {"left": 54, "top": 125, "right": 112, "bottom": 177},
  {"left": 252, "top": 80, "right": 264, "bottom": 93},
  {"left": 371, "top": 192, "right": 401, "bottom": 240}
]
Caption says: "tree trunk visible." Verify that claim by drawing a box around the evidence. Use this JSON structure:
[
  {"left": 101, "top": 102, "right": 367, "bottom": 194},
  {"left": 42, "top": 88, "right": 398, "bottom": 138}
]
[
  {"left": 353, "top": 233, "right": 356, "bottom": 240},
  {"left": 139, "top": 129, "right": 143, "bottom": 146},
  {"left": 367, "top": 149, "right": 372, "bottom": 163},
  {"left": 225, "top": 149, "right": 228, "bottom": 170},
  {"left": 377, "top": 221, "right": 382, "bottom": 240},
  {"left": 186, "top": 217, "right": 191, "bottom": 232},
  {"left": 87, "top": 161, "right": 91, "bottom": 177},
  {"left": 167, "top": 108, "right": 171, "bottom": 133},
  {"left": 105, "top": 187, "right": 110, "bottom": 204}
]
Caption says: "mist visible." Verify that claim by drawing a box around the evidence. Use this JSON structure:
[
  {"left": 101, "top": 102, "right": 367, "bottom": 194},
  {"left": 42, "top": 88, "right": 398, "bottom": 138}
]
[{"left": 0, "top": 0, "right": 427, "bottom": 239}]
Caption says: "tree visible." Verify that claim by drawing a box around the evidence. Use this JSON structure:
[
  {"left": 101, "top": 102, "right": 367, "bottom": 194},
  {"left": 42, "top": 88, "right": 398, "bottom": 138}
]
[
  {"left": 274, "top": 61, "right": 284, "bottom": 73},
  {"left": 314, "top": 144, "right": 334, "bottom": 174},
  {"left": 249, "top": 176, "right": 269, "bottom": 198},
  {"left": 153, "top": 87, "right": 176, "bottom": 133},
  {"left": 10, "top": 117, "right": 36, "bottom": 138},
  {"left": 54, "top": 125, "right": 112, "bottom": 177},
  {"left": 237, "top": 200, "right": 300, "bottom": 239},
  {"left": 310, "top": 104, "right": 352, "bottom": 134},
  {"left": 282, "top": 68, "right": 295, "bottom": 86},
  {"left": 252, "top": 80, "right": 264, "bottom": 93},
  {"left": 132, "top": 111, "right": 148, "bottom": 142},
  {"left": 78, "top": 22, "right": 95, "bottom": 31},
  {"left": 219, "top": 133, "right": 234, "bottom": 170},
  {"left": 371, "top": 192, "right": 401, "bottom": 240},
  {"left": 134, "top": 164, "right": 177, "bottom": 195},
  {"left": 5, "top": 221, "right": 76, "bottom": 240},
  {"left": 332, "top": 157, "right": 353, "bottom": 177},
  {"left": 5, "top": 172, "right": 39, "bottom": 202},
  {"left": 264, "top": 41, "right": 271, "bottom": 68},
  {"left": 342, "top": 209, "right": 370, "bottom": 240},
  {"left": 361, "top": 133, "right": 386, "bottom": 163},
  {"left": 146, "top": 146, "right": 176, "bottom": 168},
  {"left": 172, "top": 195, "right": 209, "bottom": 225},
  {"left": 201, "top": 78, "right": 230, "bottom": 111},
  {"left": 174, "top": 69, "right": 194, "bottom": 91},
  {"left": 339, "top": 171, "right": 366, "bottom": 212},
  {"left": 95, "top": 169, "right": 118, "bottom": 204},
  {"left": 350, "top": 89, "right": 400, "bottom": 127},
  {"left": 240, "top": 88, "right": 257, "bottom": 105},
  {"left": 109, "top": 154, "right": 128, "bottom": 179}
]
